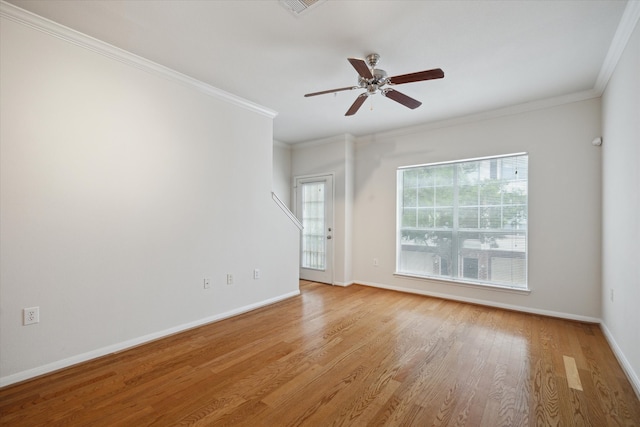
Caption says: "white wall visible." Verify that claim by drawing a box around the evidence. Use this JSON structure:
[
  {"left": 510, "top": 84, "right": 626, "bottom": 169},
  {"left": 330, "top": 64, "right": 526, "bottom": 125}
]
[
  {"left": 291, "top": 135, "right": 355, "bottom": 286},
  {"left": 0, "top": 13, "right": 299, "bottom": 385},
  {"left": 272, "top": 140, "right": 292, "bottom": 208},
  {"left": 601, "top": 19, "right": 640, "bottom": 395},
  {"left": 353, "top": 99, "right": 602, "bottom": 320},
  {"left": 289, "top": 100, "right": 602, "bottom": 317}
]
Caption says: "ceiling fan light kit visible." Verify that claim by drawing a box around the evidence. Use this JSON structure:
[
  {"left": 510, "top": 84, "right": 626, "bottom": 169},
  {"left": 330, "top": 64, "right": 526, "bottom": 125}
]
[{"left": 304, "top": 53, "right": 444, "bottom": 116}]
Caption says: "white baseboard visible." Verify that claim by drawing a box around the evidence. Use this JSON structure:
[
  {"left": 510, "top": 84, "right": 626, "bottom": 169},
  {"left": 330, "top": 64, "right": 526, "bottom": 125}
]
[
  {"left": 0, "top": 290, "right": 300, "bottom": 388},
  {"left": 356, "top": 280, "right": 601, "bottom": 323},
  {"left": 333, "top": 281, "right": 354, "bottom": 287},
  {"left": 600, "top": 322, "right": 640, "bottom": 399}
]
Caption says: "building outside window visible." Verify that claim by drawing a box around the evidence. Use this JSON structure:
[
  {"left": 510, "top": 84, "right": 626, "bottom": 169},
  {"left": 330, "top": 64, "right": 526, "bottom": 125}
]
[{"left": 396, "top": 153, "right": 528, "bottom": 289}]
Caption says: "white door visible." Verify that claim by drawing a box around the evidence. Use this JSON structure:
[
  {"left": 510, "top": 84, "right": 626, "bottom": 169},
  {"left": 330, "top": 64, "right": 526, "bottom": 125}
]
[{"left": 295, "top": 175, "right": 333, "bottom": 284}]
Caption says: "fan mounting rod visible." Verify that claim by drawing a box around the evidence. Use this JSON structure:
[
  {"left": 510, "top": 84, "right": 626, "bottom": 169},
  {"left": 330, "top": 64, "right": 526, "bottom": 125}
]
[{"left": 366, "top": 53, "right": 380, "bottom": 68}]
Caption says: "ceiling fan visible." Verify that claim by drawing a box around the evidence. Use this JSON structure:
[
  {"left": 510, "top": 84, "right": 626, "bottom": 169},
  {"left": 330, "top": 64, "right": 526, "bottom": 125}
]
[{"left": 304, "top": 53, "right": 444, "bottom": 116}]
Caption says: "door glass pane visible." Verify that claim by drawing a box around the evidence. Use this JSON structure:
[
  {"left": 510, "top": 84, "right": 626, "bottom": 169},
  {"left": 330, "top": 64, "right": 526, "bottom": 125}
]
[{"left": 301, "top": 181, "right": 325, "bottom": 270}]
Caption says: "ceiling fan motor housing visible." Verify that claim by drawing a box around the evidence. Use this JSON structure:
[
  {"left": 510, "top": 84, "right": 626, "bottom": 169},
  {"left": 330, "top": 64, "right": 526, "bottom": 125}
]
[
  {"left": 359, "top": 68, "right": 388, "bottom": 92},
  {"left": 373, "top": 69, "right": 388, "bottom": 86}
]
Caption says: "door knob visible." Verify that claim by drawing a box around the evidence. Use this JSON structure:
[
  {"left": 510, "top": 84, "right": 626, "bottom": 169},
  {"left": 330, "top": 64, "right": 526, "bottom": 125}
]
[{"left": 327, "top": 235, "right": 332, "bottom": 239}]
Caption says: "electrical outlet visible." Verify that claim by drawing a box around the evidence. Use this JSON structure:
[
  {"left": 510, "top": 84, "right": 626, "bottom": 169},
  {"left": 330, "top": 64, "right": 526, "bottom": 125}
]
[
  {"left": 23, "top": 307, "right": 39, "bottom": 325},
  {"left": 253, "top": 269, "right": 261, "bottom": 279},
  {"left": 204, "top": 278, "right": 211, "bottom": 289},
  {"left": 226, "top": 274, "right": 233, "bottom": 285}
]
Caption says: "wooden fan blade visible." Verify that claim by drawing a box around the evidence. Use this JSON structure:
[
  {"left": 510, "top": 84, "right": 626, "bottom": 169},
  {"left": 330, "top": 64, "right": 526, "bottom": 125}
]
[
  {"left": 383, "top": 89, "right": 422, "bottom": 109},
  {"left": 348, "top": 58, "right": 373, "bottom": 79},
  {"left": 304, "top": 86, "right": 358, "bottom": 97},
  {"left": 345, "top": 93, "right": 368, "bottom": 116},
  {"left": 388, "top": 68, "right": 444, "bottom": 85}
]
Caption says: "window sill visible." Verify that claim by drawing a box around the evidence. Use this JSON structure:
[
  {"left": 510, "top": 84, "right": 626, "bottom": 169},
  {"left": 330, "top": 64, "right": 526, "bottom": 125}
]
[{"left": 393, "top": 272, "right": 531, "bottom": 295}]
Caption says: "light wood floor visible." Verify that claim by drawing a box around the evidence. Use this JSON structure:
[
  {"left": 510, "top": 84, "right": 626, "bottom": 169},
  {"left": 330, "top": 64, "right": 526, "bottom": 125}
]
[{"left": 1, "top": 281, "right": 639, "bottom": 426}]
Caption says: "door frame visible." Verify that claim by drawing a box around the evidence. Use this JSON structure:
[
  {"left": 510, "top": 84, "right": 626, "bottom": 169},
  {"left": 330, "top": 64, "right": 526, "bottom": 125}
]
[{"left": 293, "top": 173, "right": 335, "bottom": 285}]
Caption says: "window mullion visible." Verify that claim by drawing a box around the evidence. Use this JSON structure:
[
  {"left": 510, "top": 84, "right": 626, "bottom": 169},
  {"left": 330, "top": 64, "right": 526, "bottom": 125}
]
[{"left": 451, "top": 166, "right": 459, "bottom": 278}]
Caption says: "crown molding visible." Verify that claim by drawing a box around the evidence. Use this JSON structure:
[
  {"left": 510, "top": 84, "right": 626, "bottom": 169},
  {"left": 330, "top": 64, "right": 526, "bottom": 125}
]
[
  {"left": 355, "top": 89, "right": 600, "bottom": 145},
  {"left": 291, "top": 133, "right": 356, "bottom": 149},
  {"left": 0, "top": 1, "right": 278, "bottom": 119},
  {"left": 594, "top": 0, "right": 640, "bottom": 94}
]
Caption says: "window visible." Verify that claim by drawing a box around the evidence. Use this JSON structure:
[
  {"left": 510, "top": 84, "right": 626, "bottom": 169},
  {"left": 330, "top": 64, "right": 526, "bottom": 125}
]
[{"left": 397, "top": 153, "right": 528, "bottom": 289}]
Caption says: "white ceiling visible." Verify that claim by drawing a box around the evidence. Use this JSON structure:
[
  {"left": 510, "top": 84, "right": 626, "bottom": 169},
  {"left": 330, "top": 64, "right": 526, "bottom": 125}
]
[{"left": 6, "top": 0, "right": 630, "bottom": 143}]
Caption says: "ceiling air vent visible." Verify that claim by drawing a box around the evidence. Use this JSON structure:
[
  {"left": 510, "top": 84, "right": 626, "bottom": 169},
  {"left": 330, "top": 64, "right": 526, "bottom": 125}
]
[{"left": 279, "top": 0, "right": 326, "bottom": 16}]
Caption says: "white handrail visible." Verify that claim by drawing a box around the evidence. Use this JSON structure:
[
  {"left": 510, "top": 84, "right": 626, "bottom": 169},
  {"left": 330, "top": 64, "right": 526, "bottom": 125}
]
[{"left": 272, "top": 192, "right": 302, "bottom": 230}]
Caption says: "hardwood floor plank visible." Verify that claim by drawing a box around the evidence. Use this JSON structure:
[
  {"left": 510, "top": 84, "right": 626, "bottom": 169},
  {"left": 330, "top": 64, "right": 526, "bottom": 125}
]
[
  {"left": 382, "top": 305, "right": 480, "bottom": 424},
  {"left": 1, "top": 281, "right": 639, "bottom": 426},
  {"left": 564, "top": 356, "right": 584, "bottom": 391},
  {"left": 323, "top": 318, "right": 422, "bottom": 424}
]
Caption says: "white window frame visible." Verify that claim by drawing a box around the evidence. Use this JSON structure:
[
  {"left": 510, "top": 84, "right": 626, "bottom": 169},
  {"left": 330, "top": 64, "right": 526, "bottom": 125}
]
[{"left": 395, "top": 153, "right": 529, "bottom": 291}]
